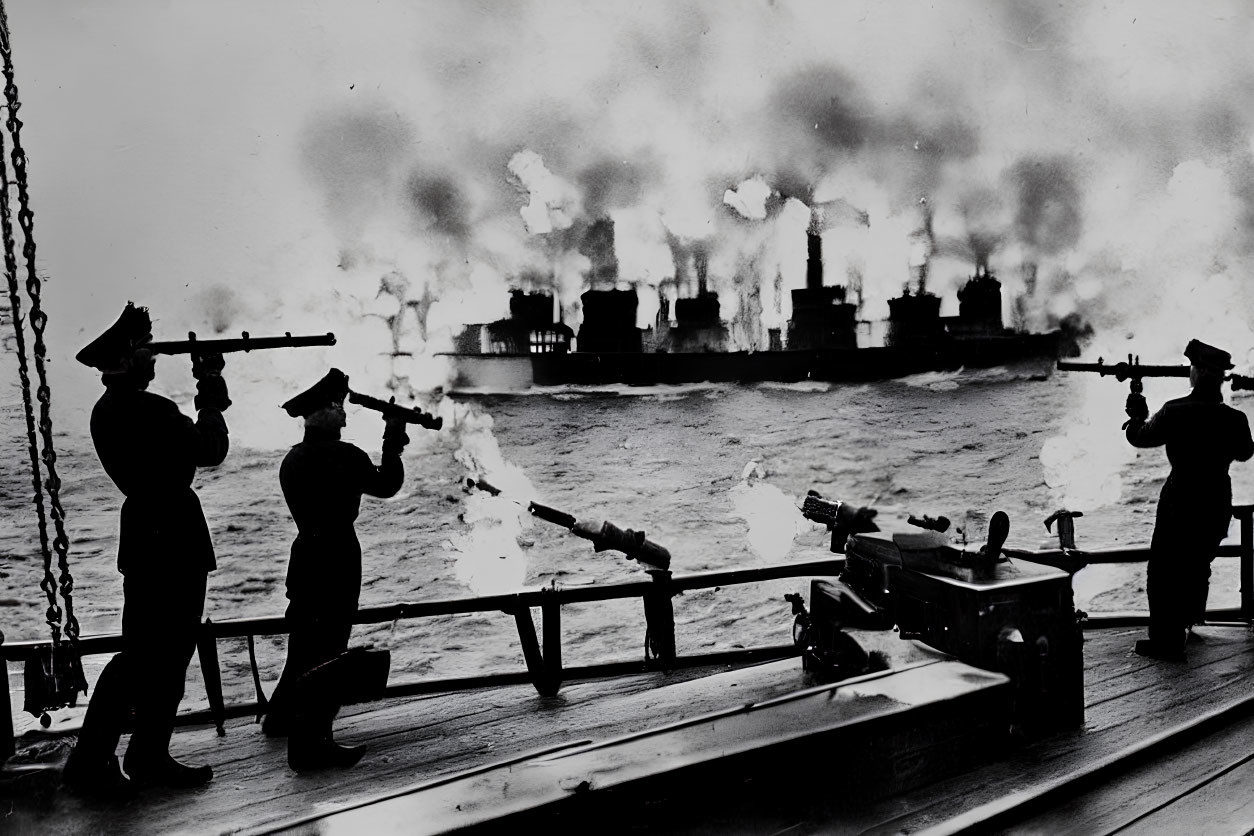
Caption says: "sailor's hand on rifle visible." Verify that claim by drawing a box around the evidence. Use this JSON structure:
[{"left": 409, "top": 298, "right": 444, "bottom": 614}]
[
  {"left": 1124, "top": 392, "right": 1148, "bottom": 422},
  {"left": 191, "top": 352, "right": 226, "bottom": 379},
  {"left": 191, "top": 353, "right": 231, "bottom": 411},
  {"left": 382, "top": 413, "right": 410, "bottom": 456}
]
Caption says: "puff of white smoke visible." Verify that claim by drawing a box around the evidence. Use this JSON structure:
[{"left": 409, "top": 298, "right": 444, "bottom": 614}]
[
  {"left": 450, "top": 492, "right": 529, "bottom": 596},
  {"left": 1080, "top": 158, "right": 1254, "bottom": 355},
  {"left": 660, "top": 200, "right": 716, "bottom": 242},
  {"left": 609, "top": 206, "right": 675, "bottom": 289},
  {"left": 728, "top": 460, "right": 805, "bottom": 563},
  {"left": 447, "top": 402, "right": 538, "bottom": 595},
  {"left": 424, "top": 262, "right": 512, "bottom": 349},
  {"left": 508, "top": 150, "right": 581, "bottom": 235},
  {"left": 1039, "top": 377, "right": 1136, "bottom": 511},
  {"left": 724, "top": 177, "right": 772, "bottom": 221},
  {"left": 757, "top": 198, "right": 810, "bottom": 333}
]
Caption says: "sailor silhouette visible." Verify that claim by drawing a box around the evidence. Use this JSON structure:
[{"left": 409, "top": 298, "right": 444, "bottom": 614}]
[
  {"left": 63, "top": 302, "right": 229, "bottom": 795},
  {"left": 1124, "top": 338, "right": 1254, "bottom": 662},
  {"left": 262, "top": 369, "right": 408, "bottom": 772}
]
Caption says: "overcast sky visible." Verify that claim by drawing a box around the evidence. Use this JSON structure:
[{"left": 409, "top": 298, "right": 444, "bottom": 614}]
[{"left": 5, "top": 1, "right": 1254, "bottom": 431}]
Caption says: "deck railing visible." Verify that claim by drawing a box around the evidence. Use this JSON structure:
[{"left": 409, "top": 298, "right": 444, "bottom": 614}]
[
  {"left": 4, "top": 505, "right": 1253, "bottom": 760},
  {"left": 0, "top": 558, "right": 845, "bottom": 758}
]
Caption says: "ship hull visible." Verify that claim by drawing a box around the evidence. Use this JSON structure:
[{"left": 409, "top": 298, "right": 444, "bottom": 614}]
[{"left": 445, "top": 331, "right": 1061, "bottom": 390}]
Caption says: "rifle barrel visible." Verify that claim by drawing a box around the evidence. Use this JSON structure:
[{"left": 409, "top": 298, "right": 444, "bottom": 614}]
[
  {"left": 1057, "top": 360, "right": 1189, "bottom": 380},
  {"left": 347, "top": 390, "right": 443, "bottom": 429},
  {"left": 1060, "top": 359, "right": 1254, "bottom": 389},
  {"left": 149, "top": 331, "right": 336, "bottom": 355}
]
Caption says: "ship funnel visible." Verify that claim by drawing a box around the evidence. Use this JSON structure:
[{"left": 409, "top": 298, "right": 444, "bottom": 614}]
[{"left": 806, "top": 231, "right": 823, "bottom": 290}]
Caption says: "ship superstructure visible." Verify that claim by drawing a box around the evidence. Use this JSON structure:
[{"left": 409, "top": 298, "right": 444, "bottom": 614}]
[{"left": 446, "top": 220, "right": 1068, "bottom": 389}]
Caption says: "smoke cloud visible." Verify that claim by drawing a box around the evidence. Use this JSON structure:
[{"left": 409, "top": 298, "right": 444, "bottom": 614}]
[{"left": 8, "top": 0, "right": 1254, "bottom": 446}]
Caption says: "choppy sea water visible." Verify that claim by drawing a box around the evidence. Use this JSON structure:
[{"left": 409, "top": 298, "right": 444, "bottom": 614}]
[{"left": 5, "top": 364, "right": 1254, "bottom": 716}]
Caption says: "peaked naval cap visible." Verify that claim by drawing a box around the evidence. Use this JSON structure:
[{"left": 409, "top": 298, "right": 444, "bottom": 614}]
[
  {"left": 281, "top": 368, "right": 350, "bottom": 417},
  {"left": 1184, "top": 339, "right": 1234, "bottom": 371},
  {"left": 75, "top": 302, "right": 153, "bottom": 371}
]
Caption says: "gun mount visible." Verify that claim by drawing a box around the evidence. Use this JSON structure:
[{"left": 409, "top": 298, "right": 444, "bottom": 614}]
[
  {"left": 466, "top": 477, "right": 675, "bottom": 664},
  {"left": 789, "top": 501, "right": 1083, "bottom": 735},
  {"left": 465, "top": 479, "right": 671, "bottom": 573}
]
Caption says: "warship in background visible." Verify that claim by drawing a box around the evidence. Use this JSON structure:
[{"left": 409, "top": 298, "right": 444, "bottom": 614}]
[{"left": 445, "top": 225, "right": 1078, "bottom": 391}]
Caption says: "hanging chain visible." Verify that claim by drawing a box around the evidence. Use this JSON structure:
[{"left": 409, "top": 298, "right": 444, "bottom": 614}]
[
  {"left": 0, "top": 1, "right": 77, "bottom": 642},
  {"left": 0, "top": 80, "right": 56, "bottom": 643}
]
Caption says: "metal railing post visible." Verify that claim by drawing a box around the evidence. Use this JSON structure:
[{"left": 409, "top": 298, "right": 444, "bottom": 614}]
[
  {"left": 540, "top": 590, "right": 562, "bottom": 694},
  {"left": 0, "top": 630, "right": 13, "bottom": 762},
  {"left": 642, "top": 570, "right": 676, "bottom": 668},
  {"left": 511, "top": 602, "right": 560, "bottom": 698},
  {"left": 196, "top": 618, "right": 227, "bottom": 736},
  {"left": 1235, "top": 506, "right": 1254, "bottom": 622},
  {"left": 246, "top": 634, "right": 268, "bottom": 721}
]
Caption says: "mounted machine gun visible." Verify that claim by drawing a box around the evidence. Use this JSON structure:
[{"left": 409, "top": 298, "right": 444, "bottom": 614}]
[
  {"left": 788, "top": 495, "right": 1083, "bottom": 735},
  {"left": 466, "top": 478, "right": 675, "bottom": 664}
]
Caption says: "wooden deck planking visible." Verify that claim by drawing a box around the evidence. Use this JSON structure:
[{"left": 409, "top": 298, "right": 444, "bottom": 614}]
[
  {"left": 844, "top": 625, "right": 1254, "bottom": 835},
  {"left": 997, "top": 708, "right": 1254, "bottom": 835},
  {"left": 283, "top": 659, "right": 1009, "bottom": 836},
  {"left": 1119, "top": 758, "right": 1254, "bottom": 836},
  {"left": 2, "top": 659, "right": 822, "bottom": 836},
  {"left": 5, "top": 625, "right": 1254, "bottom": 835}
]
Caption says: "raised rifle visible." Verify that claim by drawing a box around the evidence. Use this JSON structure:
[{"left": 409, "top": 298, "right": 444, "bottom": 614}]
[
  {"left": 1058, "top": 356, "right": 1254, "bottom": 393},
  {"left": 467, "top": 478, "right": 670, "bottom": 571},
  {"left": 148, "top": 330, "right": 336, "bottom": 356},
  {"left": 348, "top": 390, "right": 443, "bottom": 430}
]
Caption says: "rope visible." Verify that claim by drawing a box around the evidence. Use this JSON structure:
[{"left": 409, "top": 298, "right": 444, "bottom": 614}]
[{"left": 0, "top": 0, "right": 77, "bottom": 643}]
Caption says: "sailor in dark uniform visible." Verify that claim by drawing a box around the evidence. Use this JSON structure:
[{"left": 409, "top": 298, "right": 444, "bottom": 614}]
[
  {"left": 1125, "top": 338, "right": 1254, "bottom": 661},
  {"left": 63, "top": 303, "right": 230, "bottom": 795},
  {"left": 262, "top": 369, "right": 408, "bottom": 772}
]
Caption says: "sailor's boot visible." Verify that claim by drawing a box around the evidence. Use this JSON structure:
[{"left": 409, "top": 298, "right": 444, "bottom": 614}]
[
  {"left": 62, "top": 654, "right": 136, "bottom": 799},
  {"left": 63, "top": 752, "right": 136, "bottom": 800},
  {"left": 261, "top": 707, "right": 291, "bottom": 738},
  {"left": 286, "top": 696, "right": 365, "bottom": 773},
  {"left": 286, "top": 680, "right": 366, "bottom": 773},
  {"left": 123, "top": 749, "right": 214, "bottom": 789},
  {"left": 124, "top": 704, "right": 212, "bottom": 789},
  {"left": 288, "top": 730, "right": 367, "bottom": 773}
]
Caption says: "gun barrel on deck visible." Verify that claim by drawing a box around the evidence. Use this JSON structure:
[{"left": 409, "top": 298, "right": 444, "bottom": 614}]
[
  {"left": 527, "top": 501, "right": 671, "bottom": 571},
  {"left": 149, "top": 331, "right": 336, "bottom": 355}
]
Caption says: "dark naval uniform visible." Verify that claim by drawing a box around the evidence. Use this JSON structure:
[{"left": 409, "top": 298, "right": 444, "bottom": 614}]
[
  {"left": 280, "top": 427, "right": 403, "bottom": 617},
  {"left": 64, "top": 302, "right": 229, "bottom": 794},
  {"left": 263, "top": 369, "right": 406, "bottom": 770},
  {"left": 1126, "top": 340, "right": 1253, "bottom": 659}
]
